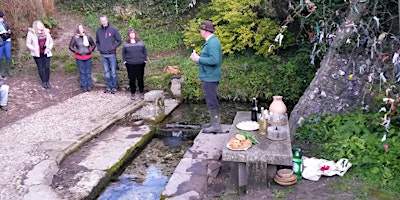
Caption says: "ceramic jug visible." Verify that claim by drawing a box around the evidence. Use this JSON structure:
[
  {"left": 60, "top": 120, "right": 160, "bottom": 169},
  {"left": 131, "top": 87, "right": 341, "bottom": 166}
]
[{"left": 269, "top": 96, "right": 287, "bottom": 114}]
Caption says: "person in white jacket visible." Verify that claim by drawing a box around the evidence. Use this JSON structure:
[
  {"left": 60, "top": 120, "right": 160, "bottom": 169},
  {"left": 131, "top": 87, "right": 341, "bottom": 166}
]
[
  {"left": 26, "top": 20, "right": 54, "bottom": 89},
  {"left": 0, "top": 77, "right": 8, "bottom": 111}
]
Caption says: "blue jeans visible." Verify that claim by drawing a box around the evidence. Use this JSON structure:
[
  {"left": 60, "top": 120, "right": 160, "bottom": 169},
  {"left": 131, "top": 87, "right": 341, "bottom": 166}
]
[
  {"left": 202, "top": 81, "right": 220, "bottom": 110},
  {"left": 0, "top": 40, "right": 11, "bottom": 60},
  {"left": 76, "top": 58, "right": 93, "bottom": 89},
  {"left": 101, "top": 54, "right": 118, "bottom": 90},
  {"left": 0, "top": 84, "right": 9, "bottom": 106}
]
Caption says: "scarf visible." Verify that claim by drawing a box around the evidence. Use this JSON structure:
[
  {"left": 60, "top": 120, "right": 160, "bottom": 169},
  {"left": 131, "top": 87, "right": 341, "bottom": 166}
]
[
  {"left": 83, "top": 35, "right": 89, "bottom": 47},
  {"left": 77, "top": 33, "right": 89, "bottom": 46}
]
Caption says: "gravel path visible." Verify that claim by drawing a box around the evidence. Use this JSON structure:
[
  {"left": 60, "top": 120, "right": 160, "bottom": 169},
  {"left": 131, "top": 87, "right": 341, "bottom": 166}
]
[{"left": 0, "top": 90, "right": 133, "bottom": 199}]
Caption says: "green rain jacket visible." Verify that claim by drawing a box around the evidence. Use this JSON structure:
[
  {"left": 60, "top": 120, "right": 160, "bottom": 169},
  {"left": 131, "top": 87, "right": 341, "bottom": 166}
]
[{"left": 198, "top": 34, "right": 222, "bottom": 82}]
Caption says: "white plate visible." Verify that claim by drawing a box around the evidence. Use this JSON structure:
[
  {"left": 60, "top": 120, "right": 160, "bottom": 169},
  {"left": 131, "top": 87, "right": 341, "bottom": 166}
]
[
  {"left": 236, "top": 121, "right": 259, "bottom": 131},
  {"left": 226, "top": 142, "right": 252, "bottom": 151}
]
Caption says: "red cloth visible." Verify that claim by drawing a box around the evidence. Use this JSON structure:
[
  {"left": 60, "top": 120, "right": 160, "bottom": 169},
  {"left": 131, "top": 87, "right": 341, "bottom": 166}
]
[{"left": 75, "top": 53, "right": 92, "bottom": 61}]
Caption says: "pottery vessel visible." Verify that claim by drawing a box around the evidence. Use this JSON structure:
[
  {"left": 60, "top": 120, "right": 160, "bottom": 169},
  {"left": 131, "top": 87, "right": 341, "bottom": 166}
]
[{"left": 269, "top": 96, "right": 287, "bottom": 114}]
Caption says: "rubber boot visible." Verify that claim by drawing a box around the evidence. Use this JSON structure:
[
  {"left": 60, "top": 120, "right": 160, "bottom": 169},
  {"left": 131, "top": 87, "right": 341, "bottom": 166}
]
[
  {"left": 201, "top": 123, "right": 211, "bottom": 129},
  {"left": 201, "top": 110, "right": 212, "bottom": 128},
  {"left": 0, "top": 60, "right": 3, "bottom": 78},
  {"left": 5, "top": 60, "right": 13, "bottom": 77},
  {"left": 203, "top": 109, "right": 222, "bottom": 133}
]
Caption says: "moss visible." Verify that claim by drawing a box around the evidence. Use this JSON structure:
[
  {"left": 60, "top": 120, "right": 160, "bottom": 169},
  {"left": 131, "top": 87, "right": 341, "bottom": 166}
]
[{"left": 105, "top": 130, "right": 155, "bottom": 174}]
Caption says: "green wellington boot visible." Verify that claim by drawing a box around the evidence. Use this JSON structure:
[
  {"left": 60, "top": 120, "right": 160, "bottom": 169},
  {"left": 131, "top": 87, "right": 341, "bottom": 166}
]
[
  {"left": 5, "top": 60, "right": 13, "bottom": 77},
  {"left": 0, "top": 60, "right": 3, "bottom": 78},
  {"left": 202, "top": 109, "right": 222, "bottom": 133}
]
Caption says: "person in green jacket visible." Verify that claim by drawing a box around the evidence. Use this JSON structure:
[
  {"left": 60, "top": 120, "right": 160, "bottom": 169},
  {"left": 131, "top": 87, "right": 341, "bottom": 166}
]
[{"left": 190, "top": 20, "right": 223, "bottom": 133}]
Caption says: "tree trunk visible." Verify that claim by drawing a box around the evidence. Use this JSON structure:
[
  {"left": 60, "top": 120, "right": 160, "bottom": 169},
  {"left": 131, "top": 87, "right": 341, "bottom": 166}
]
[
  {"left": 42, "top": 0, "right": 55, "bottom": 16},
  {"left": 288, "top": 1, "right": 383, "bottom": 137}
]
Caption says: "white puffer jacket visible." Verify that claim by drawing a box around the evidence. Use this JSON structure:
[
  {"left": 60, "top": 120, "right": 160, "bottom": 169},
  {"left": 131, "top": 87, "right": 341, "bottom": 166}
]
[{"left": 25, "top": 27, "right": 54, "bottom": 57}]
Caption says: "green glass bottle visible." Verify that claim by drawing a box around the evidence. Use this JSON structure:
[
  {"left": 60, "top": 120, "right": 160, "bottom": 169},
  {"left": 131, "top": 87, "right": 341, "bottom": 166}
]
[{"left": 292, "top": 147, "right": 303, "bottom": 180}]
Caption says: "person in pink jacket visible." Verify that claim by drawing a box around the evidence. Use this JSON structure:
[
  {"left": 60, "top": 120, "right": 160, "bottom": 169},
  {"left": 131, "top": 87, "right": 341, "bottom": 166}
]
[{"left": 26, "top": 20, "right": 54, "bottom": 89}]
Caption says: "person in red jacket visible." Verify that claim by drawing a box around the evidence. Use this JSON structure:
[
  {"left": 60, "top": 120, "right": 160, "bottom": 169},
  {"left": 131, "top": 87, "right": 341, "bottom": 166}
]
[{"left": 69, "top": 23, "right": 96, "bottom": 92}]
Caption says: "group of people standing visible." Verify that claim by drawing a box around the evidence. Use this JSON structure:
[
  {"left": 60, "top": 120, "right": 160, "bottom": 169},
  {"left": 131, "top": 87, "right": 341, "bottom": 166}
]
[
  {"left": 0, "top": 13, "right": 149, "bottom": 112},
  {"left": 1, "top": 13, "right": 222, "bottom": 135},
  {"left": 27, "top": 15, "right": 148, "bottom": 100},
  {"left": 71, "top": 14, "right": 147, "bottom": 99}
]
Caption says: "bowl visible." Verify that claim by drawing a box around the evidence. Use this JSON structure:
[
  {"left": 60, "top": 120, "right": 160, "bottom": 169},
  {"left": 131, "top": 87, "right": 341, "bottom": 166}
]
[{"left": 276, "top": 168, "right": 293, "bottom": 178}]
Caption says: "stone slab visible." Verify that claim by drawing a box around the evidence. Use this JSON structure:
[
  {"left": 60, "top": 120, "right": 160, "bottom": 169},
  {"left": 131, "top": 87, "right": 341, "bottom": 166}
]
[
  {"left": 78, "top": 126, "right": 151, "bottom": 170},
  {"left": 23, "top": 185, "right": 61, "bottom": 200},
  {"left": 183, "top": 125, "right": 231, "bottom": 160},
  {"left": 161, "top": 171, "right": 207, "bottom": 198},
  {"left": 24, "top": 160, "right": 59, "bottom": 186},
  {"left": 222, "top": 111, "right": 292, "bottom": 166},
  {"left": 172, "top": 158, "right": 208, "bottom": 176}
]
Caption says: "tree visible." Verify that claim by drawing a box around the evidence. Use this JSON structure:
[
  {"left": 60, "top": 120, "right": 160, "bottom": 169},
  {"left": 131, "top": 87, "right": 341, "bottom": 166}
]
[{"left": 289, "top": 0, "right": 400, "bottom": 136}]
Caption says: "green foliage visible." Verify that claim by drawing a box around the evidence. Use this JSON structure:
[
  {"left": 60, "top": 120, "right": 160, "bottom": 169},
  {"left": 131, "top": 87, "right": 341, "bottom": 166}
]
[
  {"left": 52, "top": 54, "right": 70, "bottom": 62},
  {"left": 140, "top": 29, "right": 184, "bottom": 53},
  {"left": 144, "top": 51, "right": 193, "bottom": 95},
  {"left": 184, "top": 0, "right": 294, "bottom": 57},
  {"left": 148, "top": 48, "right": 314, "bottom": 104},
  {"left": 63, "top": 62, "right": 77, "bottom": 73},
  {"left": 269, "top": 49, "right": 316, "bottom": 108},
  {"left": 40, "top": 16, "right": 58, "bottom": 29},
  {"left": 296, "top": 110, "right": 400, "bottom": 198}
]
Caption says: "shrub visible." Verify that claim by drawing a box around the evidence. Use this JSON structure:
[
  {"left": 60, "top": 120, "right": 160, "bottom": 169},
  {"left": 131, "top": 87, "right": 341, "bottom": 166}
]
[
  {"left": 296, "top": 109, "right": 400, "bottom": 198},
  {"left": 183, "top": 0, "right": 294, "bottom": 56}
]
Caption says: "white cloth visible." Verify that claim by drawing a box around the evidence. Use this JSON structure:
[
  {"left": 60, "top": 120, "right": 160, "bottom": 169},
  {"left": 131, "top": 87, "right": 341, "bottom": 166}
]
[
  {"left": 301, "top": 157, "right": 352, "bottom": 181},
  {"left": 83, "top": 35, "right": 89, "bottom": 47}
]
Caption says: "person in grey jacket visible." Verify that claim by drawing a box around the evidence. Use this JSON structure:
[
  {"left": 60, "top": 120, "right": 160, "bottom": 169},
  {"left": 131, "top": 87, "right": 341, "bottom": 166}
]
[
  {"left": 122, "top": 28, "right": 147, "bottom": 100},
  {"left": 69, "top": 23, "right": 96, "bottom": 92},
  {"left": 0, "top": 77, "right": 9, "bottom": 111},
  {"left": 95, "top": 15, "right": 121, "bottom": 94}
]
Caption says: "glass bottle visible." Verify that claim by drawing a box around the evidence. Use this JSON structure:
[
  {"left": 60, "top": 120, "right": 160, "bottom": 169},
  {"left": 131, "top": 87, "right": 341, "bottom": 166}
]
[
  {"left": 258, "top": 107, "right": 267, "bottom": 135},
  {"left": 251, "top": 97, "right": 258, "bottom": 121},
  {"left": 292, "top": 147, "right": 303, "bottom": 180}
]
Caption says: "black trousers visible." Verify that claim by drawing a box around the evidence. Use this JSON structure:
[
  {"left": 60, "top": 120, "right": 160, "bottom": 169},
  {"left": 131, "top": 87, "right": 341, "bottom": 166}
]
[
  {"left": 34, "top": 54, "right": 51, "bottom": 83},
  {"left": 202, "top": 81, "right": 220, "bottom": 110},
  {"left": 125, "top": 62, "right": 145, "bottom": 94}
]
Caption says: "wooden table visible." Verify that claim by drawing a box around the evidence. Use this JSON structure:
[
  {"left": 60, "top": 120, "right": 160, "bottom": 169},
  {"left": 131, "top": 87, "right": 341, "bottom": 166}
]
[{"left": 222, "top": 111, "right": 292, "bottom": 193}]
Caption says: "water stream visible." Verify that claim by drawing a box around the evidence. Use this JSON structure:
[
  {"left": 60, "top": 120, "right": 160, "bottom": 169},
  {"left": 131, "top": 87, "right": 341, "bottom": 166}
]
[{"left": 98, "top": 101, "right": 249, "bottom": 199}]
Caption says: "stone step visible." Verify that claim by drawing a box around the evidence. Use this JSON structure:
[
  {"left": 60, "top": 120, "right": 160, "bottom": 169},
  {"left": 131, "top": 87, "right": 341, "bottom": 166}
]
[{"left": 161, "top": 125, "right": 231, "bottom": 199}]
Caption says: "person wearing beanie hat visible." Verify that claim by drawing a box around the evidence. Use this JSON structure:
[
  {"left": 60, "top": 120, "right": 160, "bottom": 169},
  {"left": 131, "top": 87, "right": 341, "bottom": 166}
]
[
  {"left": 0, "top": 10, "right": 13, "bottom": 77},
  {"left": 190, "top": 20, "right": 223, "bottom": 133}
]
